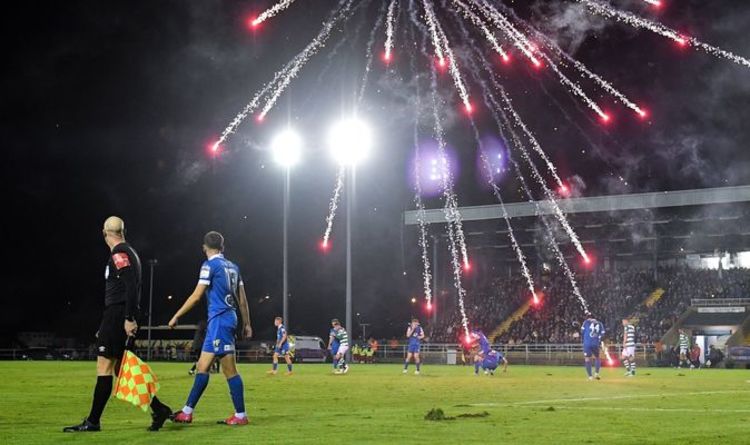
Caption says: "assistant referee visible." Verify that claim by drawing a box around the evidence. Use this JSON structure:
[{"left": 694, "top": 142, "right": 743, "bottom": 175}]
[{"left": 64, "top": 216, "right": 172, "bottom": 432}]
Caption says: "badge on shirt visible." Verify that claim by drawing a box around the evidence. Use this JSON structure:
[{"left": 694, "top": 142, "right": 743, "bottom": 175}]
[
  {"left": 199, "top": 266, "right": 211, "bottom": 279},
  {"left": 112, "top": 252, "right": 131, "bottom": 270}
]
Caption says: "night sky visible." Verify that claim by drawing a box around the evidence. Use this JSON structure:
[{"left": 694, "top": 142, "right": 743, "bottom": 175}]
[{"left": 3, "top": 0, "right": 749, "bottom": 345}]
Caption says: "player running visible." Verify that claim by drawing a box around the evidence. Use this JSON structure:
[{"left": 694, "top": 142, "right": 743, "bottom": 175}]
[
  {"left": 481, "top": 349, "right": 508, "bottom": 375},
  {"left": 168, "top": 231, "right": 252, "bottom": 426},
  {"left": 470, "top": 328, "right": 492, "bottom": 376},
  {"left": 268, "top": 317, "right": 293, "bottom": 375},
  {"left": 403, "top": 318, "right": 425, "bottom": 374},
  {"left": 581, "top": 314, "right": 605, "bottom": 380},
  {"left": 621, "top": 318, "right": 637, "bottom": 377},
  {"left": 678, "top": 328, "right": 691, "bottom": 369},
  {"left": 331, "top": 319, "right": 350, "bottom": 374}
]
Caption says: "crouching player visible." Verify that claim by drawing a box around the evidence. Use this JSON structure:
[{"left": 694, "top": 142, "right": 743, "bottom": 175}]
[
  {"left": 582, "top": 314, "right": 605, "bottom": 380},
  {"left": 168, "top": 231, "right": 252, "bottom": 426},
  {"left": 470, "top": 329, "right": 492, "bottom": 376},
  {"left": 481, "top": 349, "right": 508, "bottom": 375}
]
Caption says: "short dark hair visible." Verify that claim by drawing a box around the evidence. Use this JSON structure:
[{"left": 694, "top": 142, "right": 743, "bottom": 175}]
[
  {"left": 275, "top": 316, "right": 283, "bottom": 322},
  {"left": 412, "top": 318, "right": 419, "bottom": 323},
  {"left": 331, "top": 318, "right": 340, "bottom": 325},
  {"left": 204, "top": 231, "right": 225, "bottom": 251}
]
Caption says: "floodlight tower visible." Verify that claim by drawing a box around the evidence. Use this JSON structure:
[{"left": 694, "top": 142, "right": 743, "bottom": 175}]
[
  {"left": 272, "top": 129, "right": 302, "bottom": 329},
  {"left": 328, "top": 118, "right": 372, "bottom": 347}
]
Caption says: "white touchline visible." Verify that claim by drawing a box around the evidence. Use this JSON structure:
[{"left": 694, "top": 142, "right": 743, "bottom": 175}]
[
  {"left": 519, "top": 406, "right": 750, "bottom": 414},
  {"left": 469, "top": 390, "right": 750, "bottom": 407}
]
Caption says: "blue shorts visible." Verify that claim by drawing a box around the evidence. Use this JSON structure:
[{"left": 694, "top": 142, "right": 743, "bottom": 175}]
[
  {"left": 331, "top": 342, "right": 339, "bottom": 355},
  {"left": 407, "top": 343, "right": 421, "bottom": 353},
  {"left": 202, "top": 316, "right": 236, "bottom": 356},
  {"left": 482, "top": 358, "right": 498, "bottom": 370},
  {"left": 275, "top": 343, "right": 290, "bottom": 355},
  {"left": 583, "top": 344, "right": 600, "bottom": 358}
]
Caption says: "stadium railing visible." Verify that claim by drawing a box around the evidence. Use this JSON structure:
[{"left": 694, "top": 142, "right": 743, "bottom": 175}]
[
  {"left": 0, "top": 343, "right": 660, "bottom": 366},
  {"left": 690, "top": 298, "right": 750, "bottom": 307}
]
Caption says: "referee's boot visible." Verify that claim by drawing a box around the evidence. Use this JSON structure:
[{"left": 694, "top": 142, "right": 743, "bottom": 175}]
[
  {"left": 63, "top": 418, "right": 101, "bottom": 432},
  {"left": 148, "top": 402, "right": 173, "bottom": 431}
]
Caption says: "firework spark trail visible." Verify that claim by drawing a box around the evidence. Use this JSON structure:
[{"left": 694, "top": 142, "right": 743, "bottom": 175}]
[
  {"left": 421, "top": 0, "right": 446, "bottom": 65},
  {"left": 472, "top": 0, "right": 542, "bottom": 67},
  {"left": 410, "top": 27, "right": 434, "bottom": 306},
  {"left": 539, "top": 52, "right": 610, "bottom": 122},
  {"left": 357, "top": 2, "right": 387, "bottom": 105},
  {"left": 413, "top": 111, "right": 434, "bottom": 305},
  {"left": 470, "top": 49, "right": 590, "bottom": 263},
  {"left": 428, "top": 61, "right": 471, "bottom": 338},
  {"left": 433, "top": 14, "right": 473, "bottom": 112},
  {"left": 497, "top": 85, "right": 591, "bottom": 263},
  {"left": 322, "top": 166, "right": 346, "bottom": 247},
  {"left": 498, "top": 4, "right": 647, "bottom": 118},
  {"left": 641, "top": 0, "right": 661, "bottom": 6},
  {"left": 258, "top": 0, "right": 354, "bottom": 120},
  {"left": 580, "top": 0, "right": 750, "bottom": 68},
  {"left": 467, "top": 41, "right": 588, "bottom": 311},
  {"left": 452, "top": 0, "right": 509, "bottom": 61},
  {"left": 384, "top": 0, "right": 398, "bottom": 61},
  {"left": 251, "top": 0, "right": 298, "bottom": 27},
  {"left": 450, "top": 17, "right": 539, "bottom": 305}
]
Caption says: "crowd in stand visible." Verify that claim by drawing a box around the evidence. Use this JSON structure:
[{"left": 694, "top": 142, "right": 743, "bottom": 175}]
[{"left": 429, "top": 266, "right": 750, "bottom": 345}]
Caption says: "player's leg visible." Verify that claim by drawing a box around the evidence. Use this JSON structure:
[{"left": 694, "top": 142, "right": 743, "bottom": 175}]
[
  {"left": 404, "top": 352, "right": 412, "bottom": 372},
  {"left": 218, "top": 353, "right": 248, "bottom": 425},
  {"left": 593, "top": 349, "right": 601, "bottom": 379},
  {"left": 414, "top": 352, "right": 421, "bottom": 374},
  {"left": 337, "top": 345, "right": 349, "bottom": 372},
  {"left": 474, "top": 353, "right": 482, "bottom": 375},
  {"left": 501, "top": 357, "right": 508, "bottom": 373},
  {"left": 584, "top": 346, "right": 593, "bottom": 379},
  {"left": 269, "top": 351, "right": 280, "bottom": 374},
  {"left": 173, "top": 350, "right": 215, "bottom": 422},
  {"left": 284, "top": 349, "right": 293, "bottom": 374},
  {"left": 621, "top": 350, "right": 631, "bottom": 376}
]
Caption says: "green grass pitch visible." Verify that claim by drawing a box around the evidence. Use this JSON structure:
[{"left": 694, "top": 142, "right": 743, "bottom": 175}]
[{"left": 1, "top": 361, "right": 748, "bottom": 444}]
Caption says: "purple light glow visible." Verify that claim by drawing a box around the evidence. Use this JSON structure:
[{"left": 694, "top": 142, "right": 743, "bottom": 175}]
[
  {"left": 475, "top": 135, "right": 508, "bottom": 188},
  {"left": 409, "top": 139, "right": 460, "bottom": 198}
]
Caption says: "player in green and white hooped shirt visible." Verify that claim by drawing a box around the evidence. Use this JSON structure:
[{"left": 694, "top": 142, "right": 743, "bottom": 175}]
[
  {"left": 331, "top": 319, "right": 350, "bottom": 374},
  {"left": 678, "top": 329, "right": 691, "bottom": 369},
  {"left": 621, "top": 319, "right": 637, "bottom": 377}
]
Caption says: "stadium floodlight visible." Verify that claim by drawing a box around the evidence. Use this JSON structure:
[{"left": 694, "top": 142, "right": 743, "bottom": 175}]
[
  {"left": 271, "top": 128, "right": 303, "bottom": 168},
  {"left": 328, "top": 118, "right": 372, "bottom": 166}
]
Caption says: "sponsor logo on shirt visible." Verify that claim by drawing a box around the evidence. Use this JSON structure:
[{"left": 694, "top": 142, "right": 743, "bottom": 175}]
[{"left": 112, "top": 252, "right": 130, "bottom": 270}]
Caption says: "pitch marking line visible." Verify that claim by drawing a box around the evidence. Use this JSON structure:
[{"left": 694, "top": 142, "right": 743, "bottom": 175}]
[{"left": 469, "top": 390, "right": 750, "bottom": 407}]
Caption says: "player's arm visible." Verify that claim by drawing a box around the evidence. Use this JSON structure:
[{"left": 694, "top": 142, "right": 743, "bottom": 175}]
[
  {"left": 238, "top": 283, "right": 252, "bottom": 339},
  {"left": 113, "top": 251, "right": 139, "bottom": 336},
  {"left": 168, "top": 283, "right": 207, "bottom": 328},
  {"left": 327, "top": 334, "right": 334, "bottom": 350},
  {"left": 622, "top": 327, "right": 627, "bottom": 348},
  {"left": 417, "top": 327, "right": 425, "bottom": 340},
  {"left": 406, "top": 325, "right": 413, "bottom": 338}
]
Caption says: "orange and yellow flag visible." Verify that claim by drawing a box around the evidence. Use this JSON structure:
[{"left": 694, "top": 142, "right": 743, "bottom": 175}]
[{"left": 114, "top": 350, "right": 160, "bottom": 412}]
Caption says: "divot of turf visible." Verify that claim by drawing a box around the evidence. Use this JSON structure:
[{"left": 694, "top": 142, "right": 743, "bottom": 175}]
[
  {"left": 425, "top": 408, "right": 453, "bottom": 421},
  {"left": 544, "top": 406, "right": 556, "bottom": 412},
  {"left": 456, "top": 411, "right": 490, "bottom": 418}
]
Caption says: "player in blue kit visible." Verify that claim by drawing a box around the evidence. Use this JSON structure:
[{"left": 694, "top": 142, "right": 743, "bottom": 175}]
[
  {"left": 168, "top": 232, "right": 252, "bottom": 426},
  {"left": 481, "top": 349, "right": 508, "bottom": 375},
  {"left": 470, "top": 329, "right": 492, "bottom": 375},
  {"left": 581, "top": 314, "right": 605, "bottom": 381},
  {"left": 327, "top": 326, "right": 340, "bottom": 371},
  {"left": 403, "top": 318, "right": 425, "bottom": 374},
  {"left": 268, "top": 317, "right": 293, "bottom": 375}
]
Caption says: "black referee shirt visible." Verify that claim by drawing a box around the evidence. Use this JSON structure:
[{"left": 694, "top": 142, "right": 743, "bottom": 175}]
[{"left": 104, "top": 242, "right": 142, "bottom": 320}]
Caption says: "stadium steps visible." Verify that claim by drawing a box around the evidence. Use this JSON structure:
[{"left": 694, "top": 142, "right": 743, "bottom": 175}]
[{"left": 490, "top": 300, "right": 532, "bottom": 342}]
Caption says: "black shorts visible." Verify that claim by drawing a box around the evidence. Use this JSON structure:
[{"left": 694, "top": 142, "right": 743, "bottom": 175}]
[{"left": 96, "top": 304, "right": 127, "bottom": 358}]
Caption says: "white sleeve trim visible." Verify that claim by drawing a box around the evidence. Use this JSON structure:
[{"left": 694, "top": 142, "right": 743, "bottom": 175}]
[{"left": 198, "top": 279, "right": 210, "bottom": 285}]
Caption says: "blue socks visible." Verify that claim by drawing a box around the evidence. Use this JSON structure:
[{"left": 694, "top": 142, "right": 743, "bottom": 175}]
[
  {"left": 272, "top": 362, "right": 278, "bottom": 371},
  {"left": 227, "top": 375, "right": 245, "bottom": 414},
  {"left": 594, "top": 358, "right": 601, "bottom": 374},
  {"left": 404, "top": 361, "right": 409, "bottom": 370},
  {"left": 287, "top": 364, "right": 293, "bottom": 372},
  {"left": 474, "top": 363, "right": 480, "bottom": 374},
  {"left": 416, "top": 362, "right": 421, "bottom": 371},
  {"left": 585, "top": 361, "right": 592, "bottom": 377},
  {"left": 186, "top": 372, "right": 209, "bottom": 408}
]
